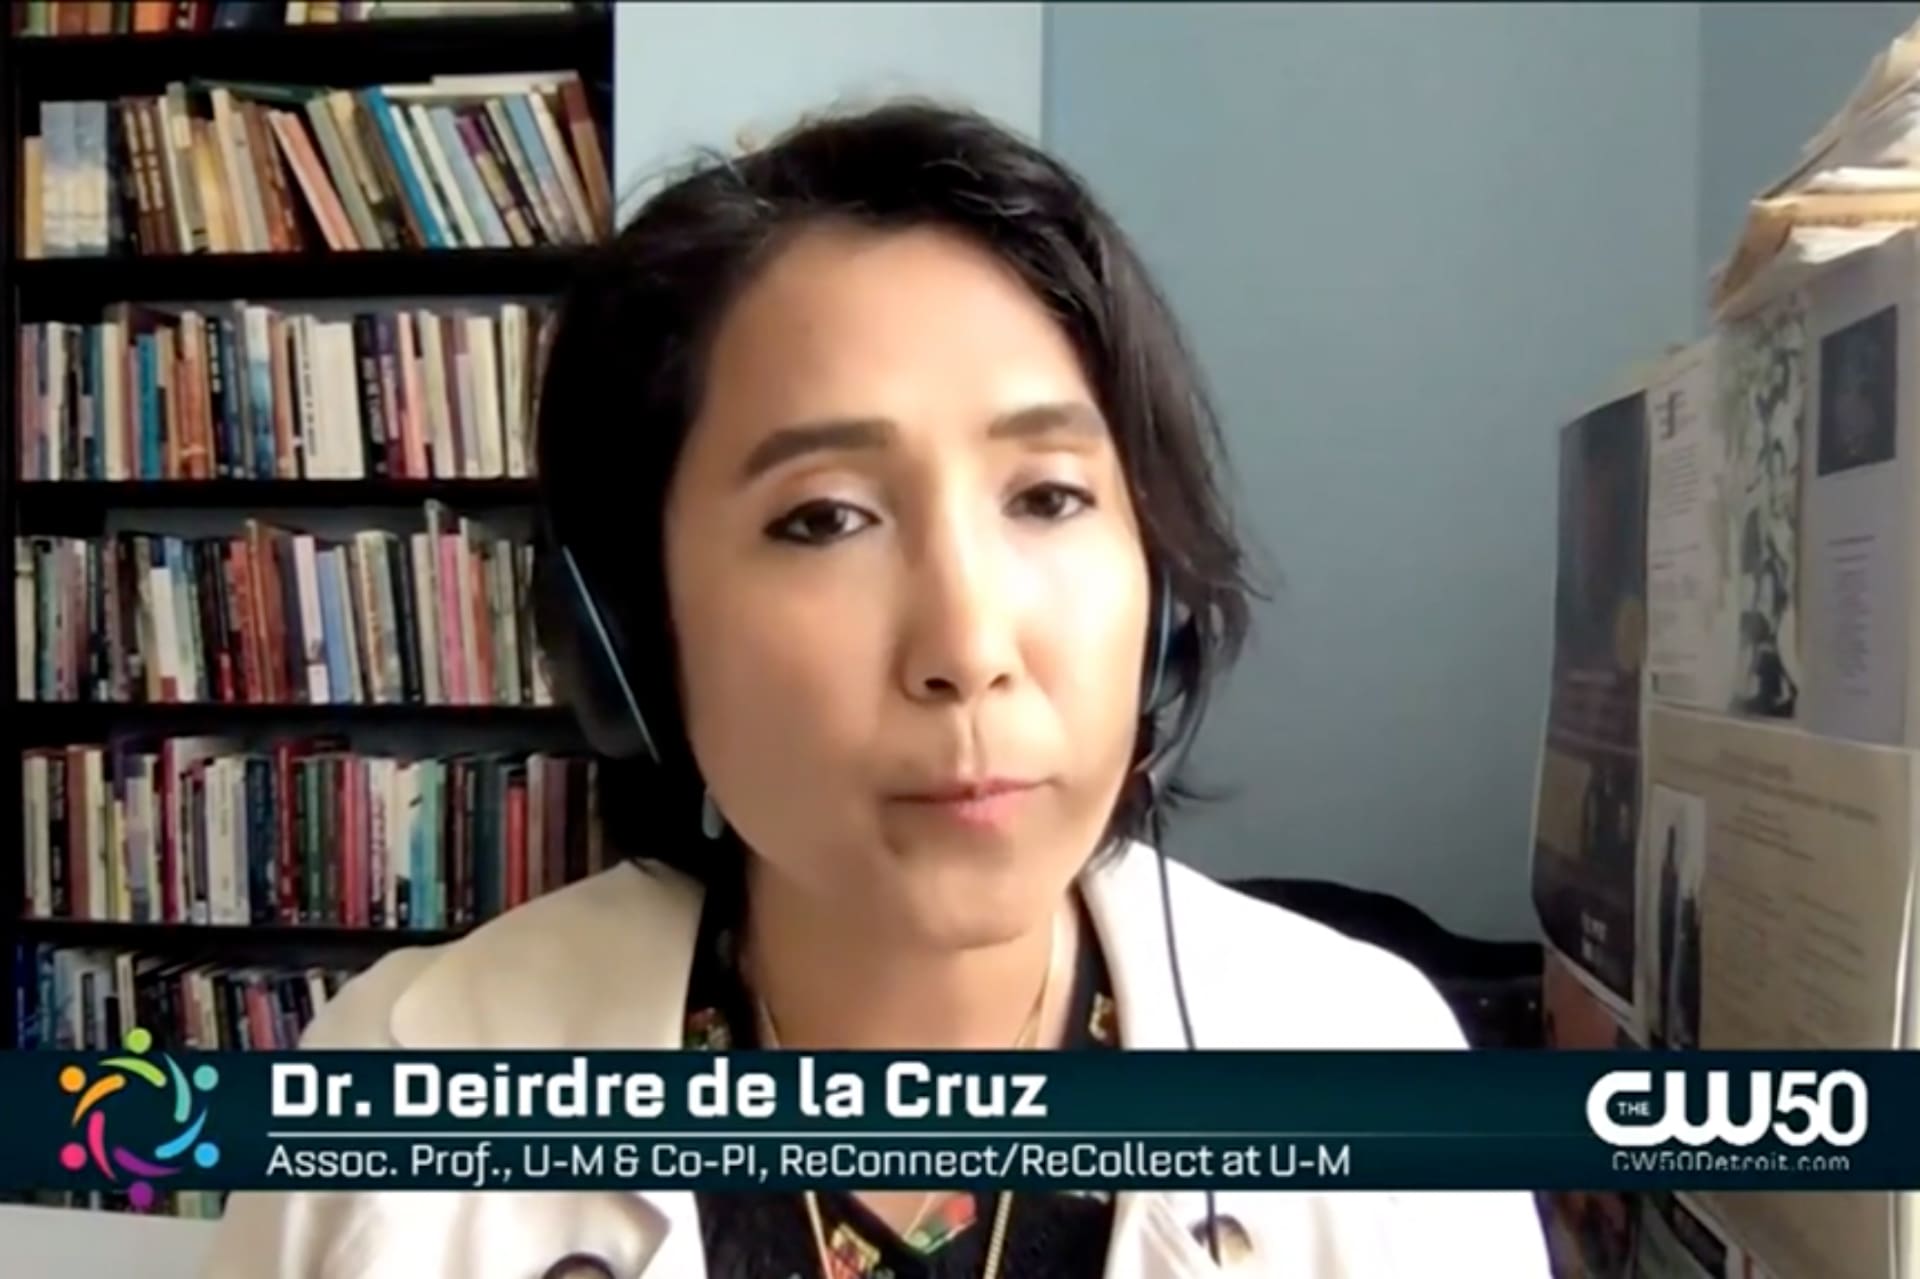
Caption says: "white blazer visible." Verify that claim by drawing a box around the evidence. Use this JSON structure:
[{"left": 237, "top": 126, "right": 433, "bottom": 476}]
[{"left": 204, "top": 846, "right": 1550, "bottom": 1279}]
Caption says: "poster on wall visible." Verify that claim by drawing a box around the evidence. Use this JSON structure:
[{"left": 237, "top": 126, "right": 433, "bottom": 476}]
[
  {"left": 1532, "top": 389, "right": 1648, "bottom": 1008},
  {"left": 1802, "top": 229, "right": 1918, "bottom": 745}
]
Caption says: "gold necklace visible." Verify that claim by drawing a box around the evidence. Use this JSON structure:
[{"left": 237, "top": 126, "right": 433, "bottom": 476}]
[{"left": 752, "top": 923, "right": 1058, "bottom": 1279}]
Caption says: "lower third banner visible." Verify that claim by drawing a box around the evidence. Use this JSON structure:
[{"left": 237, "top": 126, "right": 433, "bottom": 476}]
[{"left": 2, "top": 1044, "right": 1908, "bottom": 1200}]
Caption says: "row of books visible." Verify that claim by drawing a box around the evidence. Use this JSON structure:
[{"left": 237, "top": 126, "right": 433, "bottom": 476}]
[
  {"left": 22, "top": 744, "right": 603, "bottom": 929},
  {"left": 13, "top": 943, "right": 350, "bottom": 1052},
  {"left": 15, "top": 511, "right": 556, "bottom": 706},
  {"left": 12, "top": 0, "right": 577, "bottom": 35},
  {"left": 25, "top": 73, "right": 612, "bottom": 258},
  {"left": 17, "top": 302, "right": 553, "bottom": 481}
]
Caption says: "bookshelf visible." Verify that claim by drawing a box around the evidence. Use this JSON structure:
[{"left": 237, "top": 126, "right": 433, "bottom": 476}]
[
  {"left": 0, "top": 4, "right": 614, "bottom": 1060},
  {"left": 14, "top": 246, "right": 591, "bottom": 315}
]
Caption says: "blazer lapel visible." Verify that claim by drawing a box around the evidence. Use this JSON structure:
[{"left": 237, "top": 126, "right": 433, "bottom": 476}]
[
  {"left": 385, "top": 862, "right": 709, "bottom": 1278},
  {"left": 386, "top": 861, "right": 704, "bottom": 1051}
]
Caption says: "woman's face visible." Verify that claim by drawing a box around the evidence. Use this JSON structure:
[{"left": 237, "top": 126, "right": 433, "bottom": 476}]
[{"left": 664, "top": 222, "right": 1151, "bottom": 948}]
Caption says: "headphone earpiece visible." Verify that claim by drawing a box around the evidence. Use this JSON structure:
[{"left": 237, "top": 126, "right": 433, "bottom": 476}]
[
  {"left": 1136, "top": 576, "right": 1205, "bottom": 804},
  {"left": 556, "top": 545, "right": 662, "bottom": 764},
  {"left": 1141, "top": 582, "right": 1176, "bottom": 715}
]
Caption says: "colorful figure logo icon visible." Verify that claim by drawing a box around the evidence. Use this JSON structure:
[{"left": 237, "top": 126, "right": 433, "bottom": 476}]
[{"left": 58, "top": 1027, "right": 219, "bottom": 1211}]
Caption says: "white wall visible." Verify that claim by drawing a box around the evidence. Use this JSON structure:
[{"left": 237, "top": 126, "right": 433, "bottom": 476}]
[{"left": 612, "top": 2, "right": 1043, "bottom": 209}]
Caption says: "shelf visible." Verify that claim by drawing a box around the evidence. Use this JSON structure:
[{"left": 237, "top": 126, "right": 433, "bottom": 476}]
[
  {"left": 12, "top": 917, "right": 468, "bottom": 954},
  {"left": 12, "top": 247, "right": 599, "bottom": 318},
  {"left": 15, "top": 701, "right": 578, "bottom": 743},
  {"left": 5, "top": 10, "right": 613, "bottom": 103},
  {"left": 14, "top": 478, "right": 541, "bottom": 530}
]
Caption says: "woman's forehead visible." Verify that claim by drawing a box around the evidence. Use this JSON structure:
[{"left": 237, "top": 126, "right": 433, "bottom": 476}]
[{"left": 693, "top": 223, "right": 1095, "bottom": 439}]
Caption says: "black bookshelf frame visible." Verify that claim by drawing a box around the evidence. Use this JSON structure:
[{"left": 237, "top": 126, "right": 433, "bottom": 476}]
[{"left": 0, "top": 5, "right": 612, "bottom": 1050}]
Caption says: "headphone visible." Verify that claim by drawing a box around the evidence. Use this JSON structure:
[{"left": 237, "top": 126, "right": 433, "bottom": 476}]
[{"left": 552, "top": 540, "right": 1223, "bottom": 1262}]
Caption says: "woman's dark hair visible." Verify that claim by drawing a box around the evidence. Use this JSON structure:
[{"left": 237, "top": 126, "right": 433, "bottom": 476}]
[{"left": 534, "top": 100, "right": 1254, "bottom": 891}]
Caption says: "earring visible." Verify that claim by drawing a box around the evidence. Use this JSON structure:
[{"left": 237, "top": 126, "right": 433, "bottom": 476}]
[{"left": 700, "top": 788, "right": 726, "bottom": 841}]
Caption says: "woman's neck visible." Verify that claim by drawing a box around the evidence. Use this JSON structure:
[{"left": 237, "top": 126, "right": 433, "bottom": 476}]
[{"left": 740, "top": 866, "right": 1079, "bottom": 1052}]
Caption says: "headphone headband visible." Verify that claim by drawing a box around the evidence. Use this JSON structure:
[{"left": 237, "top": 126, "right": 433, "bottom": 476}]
[{"left": 558, "top": 545, "right": 661, "bottom": 763}]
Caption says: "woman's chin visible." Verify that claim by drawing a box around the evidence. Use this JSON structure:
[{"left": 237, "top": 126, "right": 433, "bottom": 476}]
[{"left": 878, "top": 857, "right": 1069, "bottom": 952}]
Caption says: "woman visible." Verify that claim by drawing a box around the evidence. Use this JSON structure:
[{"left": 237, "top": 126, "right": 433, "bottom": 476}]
[{"left": 206, "top": 103, "right": 1548, "bottom": 1279}]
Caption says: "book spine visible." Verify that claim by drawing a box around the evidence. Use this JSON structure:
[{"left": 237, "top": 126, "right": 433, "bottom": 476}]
[
  {"left": 530, "top": 91, "right": 594, "bottom": 248},
  {"left": 505, "top": 94, "right": 578, "bottom": 244},
  {"left": 247, "top": 101, "right": 305, "bottom": 253},
  {"left": 268, "top": 108, "right": 348, "bottom": 252},
  {"left": 386, "top": 98, "right": 455, "bottom": 248},
  {"left": 479, "top": 100, "right": 548, "bottom": 245},
  {"left": 209, "top": 89, "right": 266, "bottom": 253},
  {"left": 326, "top": 91, "right": 405, "bottom": 250},
  {"left": 360, "top": 87, "right": 441, "bottom": 249},
  {"left": 41, "top": 102, "right": 74, "bottom": 258},
  {"left": 20, "top": 136, "right": 43, "bottom": 259},
  {"left": 163, "top": 85, "right": 207, "bottom": 253},
  {"left": 73, "top": 102, "right": 109, "bottom": 257},
  {"left": 557, "top": 76, "right": 613, "bottom": 238},
  {"left": 184, "top": 116, "right": 224, "bottom": 254},
  {"left": 456, "top": 108, "right": 532, "bottom": 248},
  {"left": 428, "top": 105, "right": 508, "bottom": 249}
]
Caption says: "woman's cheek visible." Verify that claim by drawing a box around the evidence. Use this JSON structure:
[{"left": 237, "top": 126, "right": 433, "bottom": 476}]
[
  {"left": 1030, "top": 537, "right": 1150, "bottom": 730},
  {"left": 699, "top": 569, "right": 887, "bottom": 755}
]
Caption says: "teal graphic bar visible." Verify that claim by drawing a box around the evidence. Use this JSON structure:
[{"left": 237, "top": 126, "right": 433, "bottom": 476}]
[{"left": 3, "top": 1048, "right": 1908, "bottom": 1194}]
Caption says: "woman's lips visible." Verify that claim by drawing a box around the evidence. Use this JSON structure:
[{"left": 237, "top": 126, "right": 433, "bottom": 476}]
[{"left": 892, "top": 779, "right": 1044, "bottom": 831}]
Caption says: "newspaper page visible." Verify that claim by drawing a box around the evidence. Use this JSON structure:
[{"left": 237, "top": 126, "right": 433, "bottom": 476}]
[
  {"left": 1533, "top": 390, "right": 1648, "bottom": 1007},
  {"left": 1642, "top": 705, "right": 1914, "bottom": 1279},
  {"left": 1647, "top": 338, "right": 1735, "bottom": 712}
]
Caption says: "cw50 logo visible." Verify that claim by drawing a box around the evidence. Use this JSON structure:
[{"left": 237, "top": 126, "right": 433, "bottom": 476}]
[
  {"left": 1585, "top": 1069, "right": 1869, "bottom": 1149},
  {"left": 56, "top": 1028, "right": 220, "bottom": 1210}
]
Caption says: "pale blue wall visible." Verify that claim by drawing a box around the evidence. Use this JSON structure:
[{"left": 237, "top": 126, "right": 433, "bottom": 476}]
[
  {"left": 1045, "top": 3, "right": 1701, "bottom": 939},
  {"left": 1698, "top": 3, "right": 1917, "bottom": 301},
  {"left": 612, "top": 2, "right": 1043, "bottom": 209}
]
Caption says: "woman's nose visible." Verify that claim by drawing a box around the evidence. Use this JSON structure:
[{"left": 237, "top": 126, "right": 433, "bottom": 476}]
[
  {"left": 541, "top": 1253, "right": 618, "bottom": 1279},
  {"left": 899, "top": 541, "right": 1021, "bottom": 704}
]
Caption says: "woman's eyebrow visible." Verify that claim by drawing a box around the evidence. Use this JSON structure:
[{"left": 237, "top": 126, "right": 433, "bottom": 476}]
[
  {"left": 736, "top": 401, "right": 1105, "bottom": 484},
  {"left": 739, "top": 417, "right": 896, "bottom": 482},
  {"left": 987, "top": 401, "right": 1106, "bottom": 442}
]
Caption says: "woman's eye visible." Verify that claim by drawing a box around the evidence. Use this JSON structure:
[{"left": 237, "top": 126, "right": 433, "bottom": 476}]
[
  {"left": 1008, "top": 482, "right": 1094, "bottom": 522},
  {"left": 765, "top": 499, "right": 878, "bottom": 546}
]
